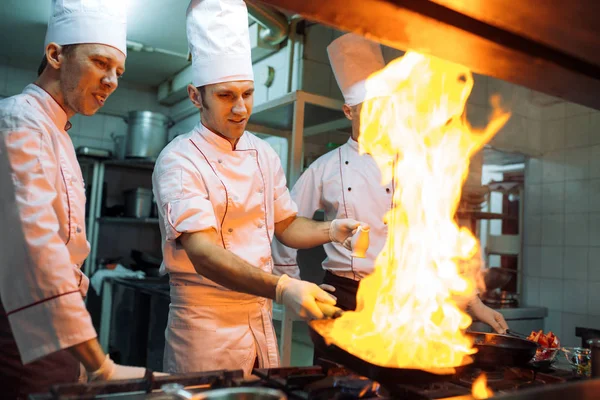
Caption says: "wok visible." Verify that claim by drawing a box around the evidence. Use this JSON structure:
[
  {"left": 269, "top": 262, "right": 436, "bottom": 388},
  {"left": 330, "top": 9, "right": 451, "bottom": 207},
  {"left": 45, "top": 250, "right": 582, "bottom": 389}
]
[
  {"left": 467, "top": 331, "right": 539, "bottom": 367},
  {"left": 308, "top": 319, "right": 472, "bottom": 387}
]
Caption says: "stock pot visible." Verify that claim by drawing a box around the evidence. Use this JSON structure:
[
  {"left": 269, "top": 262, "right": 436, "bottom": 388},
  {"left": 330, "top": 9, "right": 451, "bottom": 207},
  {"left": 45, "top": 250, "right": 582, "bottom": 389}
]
[{"left": 125, "top": 111, "right": 173, "bottom": 160}]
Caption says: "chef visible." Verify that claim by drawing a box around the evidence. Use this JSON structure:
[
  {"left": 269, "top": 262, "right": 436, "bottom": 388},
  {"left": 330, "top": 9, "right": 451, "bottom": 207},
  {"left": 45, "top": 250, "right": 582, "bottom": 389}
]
[
  {"left": 152, "top": 0, "right": 363, "bottom": 376},
  {"left": 0, "top": 0, "right": 152, "bottom": 397},
  {"left": 272, "top": 33, "right": 509, "bottom": 334}
]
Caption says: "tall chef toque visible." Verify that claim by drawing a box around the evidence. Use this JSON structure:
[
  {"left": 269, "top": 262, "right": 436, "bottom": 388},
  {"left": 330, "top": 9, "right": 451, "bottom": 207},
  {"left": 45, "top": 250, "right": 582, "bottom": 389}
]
[
  {"left": 327, "top": 33, "right": 385, "bottom": 106},
  {"left": 187, "top": 0, "right": 254, "bottom": 87},
  {"left": 44, "top": 0, "right": 128, "bottom": 56}
]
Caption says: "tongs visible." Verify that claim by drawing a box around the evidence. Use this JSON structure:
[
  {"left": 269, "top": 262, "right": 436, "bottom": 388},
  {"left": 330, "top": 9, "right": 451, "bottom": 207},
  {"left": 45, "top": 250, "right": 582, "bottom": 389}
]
[{"left": 504, "top": 329, "right": 531, "bottom": 340}]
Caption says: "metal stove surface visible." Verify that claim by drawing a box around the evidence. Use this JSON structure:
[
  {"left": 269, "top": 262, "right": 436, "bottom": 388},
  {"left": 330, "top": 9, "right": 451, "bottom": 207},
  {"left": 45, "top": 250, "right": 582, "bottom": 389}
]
[{"left": 29, "top": 363, "right": 579, "bottom": 400}]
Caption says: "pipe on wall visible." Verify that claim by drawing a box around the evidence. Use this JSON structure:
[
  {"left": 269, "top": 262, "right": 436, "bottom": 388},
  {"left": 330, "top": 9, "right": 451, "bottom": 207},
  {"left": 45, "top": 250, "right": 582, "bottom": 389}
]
[{"left": 246, "top": 0, "right": 289, "bottom": 46}]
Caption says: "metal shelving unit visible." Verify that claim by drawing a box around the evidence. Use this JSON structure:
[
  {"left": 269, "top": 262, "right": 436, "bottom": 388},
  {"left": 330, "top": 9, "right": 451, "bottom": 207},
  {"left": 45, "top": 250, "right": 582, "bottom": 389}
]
[
  {"left": 247, "top": 90, "right": 348, "bottom": 185},
  {"left": 82, "top": 158, "right": 157, "bottom": 277}
]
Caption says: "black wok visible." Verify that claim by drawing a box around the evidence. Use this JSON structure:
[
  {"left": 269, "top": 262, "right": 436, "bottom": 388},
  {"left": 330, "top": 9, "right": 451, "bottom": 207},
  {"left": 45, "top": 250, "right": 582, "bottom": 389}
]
[
  {"left": 308, "top": 319, "right": 472, "bottom": 387},
  {"left": 466, "top": 331, "right": 539, "bottom": 367}
]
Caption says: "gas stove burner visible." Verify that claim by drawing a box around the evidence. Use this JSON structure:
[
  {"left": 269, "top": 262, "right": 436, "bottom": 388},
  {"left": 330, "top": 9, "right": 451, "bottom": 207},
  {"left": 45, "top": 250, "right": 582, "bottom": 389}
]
[
  {"left": 305, "top": 375, "right": 381, "bottom": 399},
  {"left": 459, "top": 367, "right": 505, "bottom": 385}
]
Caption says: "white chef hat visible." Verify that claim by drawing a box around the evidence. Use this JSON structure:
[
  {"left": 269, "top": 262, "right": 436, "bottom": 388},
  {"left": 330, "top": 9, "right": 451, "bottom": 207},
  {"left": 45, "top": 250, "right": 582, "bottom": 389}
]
[
  {"left": 44, "top": 0, "right": 127, "bottom": 56},
  {"left": 187, "top": 0, "right": 254, "bottom": 87},
  {"left": 327, "top": 33, "right": 385, "bottom": 106}
]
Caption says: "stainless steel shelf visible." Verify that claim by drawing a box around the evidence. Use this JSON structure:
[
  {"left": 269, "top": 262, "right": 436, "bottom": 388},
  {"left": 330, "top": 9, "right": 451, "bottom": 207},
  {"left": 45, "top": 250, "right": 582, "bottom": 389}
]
[{"left": 98, "top": 217, "right": 159, "bottom": 224}]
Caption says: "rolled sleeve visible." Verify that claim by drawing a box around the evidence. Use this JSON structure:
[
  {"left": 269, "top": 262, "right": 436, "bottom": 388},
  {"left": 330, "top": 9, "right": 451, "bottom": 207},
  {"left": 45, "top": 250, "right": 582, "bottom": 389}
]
[
  {"left": 154, "top": 167, "right": 218, "bottom": 241},
  {"left": 0, "top": 126, "right": 95, "bottom": 363}
]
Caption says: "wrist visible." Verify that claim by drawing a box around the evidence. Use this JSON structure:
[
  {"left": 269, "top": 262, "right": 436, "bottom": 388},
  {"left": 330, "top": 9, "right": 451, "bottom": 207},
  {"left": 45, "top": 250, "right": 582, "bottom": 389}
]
[
  {"left": 328, "top": 219, "right": 338, "bottom": 243},
  {"left": 275, "top": 274, "right": 291, "bottom": 303},
  {"left": 88, "top": 354, "right": 116, "bottom": 381}
]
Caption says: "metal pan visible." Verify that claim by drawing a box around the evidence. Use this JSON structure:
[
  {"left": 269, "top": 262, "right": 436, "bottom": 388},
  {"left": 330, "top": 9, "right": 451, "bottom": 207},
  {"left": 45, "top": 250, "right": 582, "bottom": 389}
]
[
  {"left": 308, "top": 319, "right": 472, "bottom": 387},
  {"left": 466, "top": 331, "right": 539, "bottom": 367}
]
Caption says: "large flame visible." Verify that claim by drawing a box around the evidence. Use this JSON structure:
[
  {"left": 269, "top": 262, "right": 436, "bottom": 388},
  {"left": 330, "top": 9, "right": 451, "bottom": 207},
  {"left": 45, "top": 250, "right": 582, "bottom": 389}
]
[
  {"left": 472, "top": 374, "right": 494, "bottom": 399},
  {"left": 314, "top": 52, "right": 510, "bottom": 370}
]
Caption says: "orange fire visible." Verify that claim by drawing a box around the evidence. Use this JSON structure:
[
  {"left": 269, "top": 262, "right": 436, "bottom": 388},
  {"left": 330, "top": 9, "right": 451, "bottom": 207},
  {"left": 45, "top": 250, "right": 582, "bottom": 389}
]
[
  {"left": 313, "top": 51, "right": 510, "bottom": 370},
  {"left": 472, "top": 374, "right": 494, "bottom": 399}
]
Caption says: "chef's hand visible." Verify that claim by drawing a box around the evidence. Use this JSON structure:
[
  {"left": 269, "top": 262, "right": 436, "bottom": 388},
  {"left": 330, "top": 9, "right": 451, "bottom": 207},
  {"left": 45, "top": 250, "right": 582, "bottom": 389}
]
[
  {"left": 276, "top": 274, "right": 337, "bottom": 320},
  {"left": 469, "top": 297, "right": 509, "bottom": 334},
  {"left": 329, "top": 219, "right": 363, "bottom": 250},
  {"left": 88, "top": 355, "right": 152, "bottom": 381}
]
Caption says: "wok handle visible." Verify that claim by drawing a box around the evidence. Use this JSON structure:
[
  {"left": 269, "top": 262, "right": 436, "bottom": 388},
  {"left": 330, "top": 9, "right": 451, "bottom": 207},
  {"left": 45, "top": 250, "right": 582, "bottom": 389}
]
[
  {"left": 316, "top": 302, "right": 344, "bottom": 319},
  {"left": 505, "top": 329, "right": 530, "bottom": 340}
]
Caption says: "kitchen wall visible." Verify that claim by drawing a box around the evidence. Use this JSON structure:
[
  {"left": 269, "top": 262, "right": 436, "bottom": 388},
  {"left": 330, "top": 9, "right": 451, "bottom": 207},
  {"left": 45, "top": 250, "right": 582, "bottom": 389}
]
[{"left": 521, "top": 98, "right": 600, "bottom": 347}]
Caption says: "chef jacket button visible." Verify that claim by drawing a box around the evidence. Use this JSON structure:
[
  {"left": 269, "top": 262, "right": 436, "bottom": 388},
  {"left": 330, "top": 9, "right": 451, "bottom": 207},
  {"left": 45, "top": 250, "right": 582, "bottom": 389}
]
[
  {"left": 386, "top": 188, "right": 390, "bottom": 193},
  {"left": 258, "top": 223, "right": 264, "bottom": 229},
  {"left": 258, "top": 188, "right": 264, "bottom": 194},
  {"left": 345, "top": 161, "right": 349, "bottom": 165},
  {"left": 76, "top": 226, "right": 82, "bottom": 233},
  {"left": 228, "top": 228, "right": 233, "bottom": 233},
  {"left": 347, "top": 187, "right": 352, "bottom": 191},
  {"left": 218, "top": 159, "right": 223, "bottom": 163}
]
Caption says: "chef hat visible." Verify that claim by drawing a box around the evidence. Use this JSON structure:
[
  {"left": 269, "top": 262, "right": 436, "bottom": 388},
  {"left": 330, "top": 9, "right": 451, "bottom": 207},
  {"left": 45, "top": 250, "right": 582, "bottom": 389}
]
[
  {"left": 187, "top": 0, "right": 254, "bottom": 87},
  {"left": 327, "top": 33, "right": 385, "bottom": 106},
  {"left": 44, "top": 0, "right": 127, "bottom": 56}
]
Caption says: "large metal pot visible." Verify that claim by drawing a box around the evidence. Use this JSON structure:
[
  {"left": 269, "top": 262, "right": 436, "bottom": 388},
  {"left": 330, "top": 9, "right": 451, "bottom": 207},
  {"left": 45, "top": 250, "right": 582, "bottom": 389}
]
[{"left": 125, "top": 111, "right": 172, "bottom": 160}]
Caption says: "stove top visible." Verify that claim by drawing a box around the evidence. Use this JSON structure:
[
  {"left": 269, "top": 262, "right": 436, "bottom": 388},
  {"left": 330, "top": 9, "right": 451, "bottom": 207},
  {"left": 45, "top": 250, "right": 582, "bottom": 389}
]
[{"left": 30, "top": 362, "right": 581, "bottom": 400}]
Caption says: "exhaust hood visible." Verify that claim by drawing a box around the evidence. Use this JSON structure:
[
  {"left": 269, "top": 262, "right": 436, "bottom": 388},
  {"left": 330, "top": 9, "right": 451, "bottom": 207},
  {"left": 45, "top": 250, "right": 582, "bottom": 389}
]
[{"left": 256, "top": 0, "right": 600, "bottom": 110}]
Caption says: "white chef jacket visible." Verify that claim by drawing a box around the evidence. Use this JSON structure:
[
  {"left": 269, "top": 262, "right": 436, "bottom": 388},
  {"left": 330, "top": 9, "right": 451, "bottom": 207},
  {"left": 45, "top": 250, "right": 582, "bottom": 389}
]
[
  {"left": 272, "top": 138, "right": 395, "bottom": 281},
  {"left": 0, "top": 84, "right": 95, "bottom": 363},
  {"left": 152, "top": 122, "right": 297, "bottom": 375}
]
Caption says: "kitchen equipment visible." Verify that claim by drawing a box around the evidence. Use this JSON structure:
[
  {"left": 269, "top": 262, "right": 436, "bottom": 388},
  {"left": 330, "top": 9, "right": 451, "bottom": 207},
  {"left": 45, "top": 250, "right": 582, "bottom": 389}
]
[
  {"left": 76, "top": 146, "right": 112, "bottom": 159},
  {"left": 131, "top": 249, "right": 162, "bottom": 277},
  {"left": 562, "top": 347, "right": 592, "bottom": 377},
  {"left": 482, "top": 290, "right": 519, "bottom": 308},
  {"left": 162, "top": 385, "right": 287, "bottom": 400},
  {"left": 484, "top": 267, "right": 515, "bottom": 291},
  {"left": 466, "top": 331, "right": 539, "bottom": 367},
  {"left": 308, "top": 319, "right": 472, "bottom": 388},
  {"left": 34, "top": 363, "right": 588, "bottom": 400},
  {"left": 587, "top": 338, "right": 600, "bottom": 378},
  {"left": 124, "top": 111, "right": 173, "bottom": 160},
  {"left": 124, "top": 188, "right": 153, "bottom": 218},
  {"left": 111, "top": 132, "right": 126, "bottom": 160}
]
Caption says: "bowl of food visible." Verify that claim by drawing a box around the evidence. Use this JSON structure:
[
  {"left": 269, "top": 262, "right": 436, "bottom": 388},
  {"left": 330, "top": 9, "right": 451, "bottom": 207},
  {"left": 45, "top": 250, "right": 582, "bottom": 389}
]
[{"left": 526, "top": 330, "right": 561, "bottom": 364}]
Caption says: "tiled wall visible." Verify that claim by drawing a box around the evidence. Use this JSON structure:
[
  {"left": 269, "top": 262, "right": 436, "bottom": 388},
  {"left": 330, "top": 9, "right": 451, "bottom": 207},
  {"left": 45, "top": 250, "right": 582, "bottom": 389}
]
[
  {"left": 522, "top": 100, "right": 600, "bottom": 346},
  {"left": 0, "top": 58, "right": 169, "bottom": 156}
]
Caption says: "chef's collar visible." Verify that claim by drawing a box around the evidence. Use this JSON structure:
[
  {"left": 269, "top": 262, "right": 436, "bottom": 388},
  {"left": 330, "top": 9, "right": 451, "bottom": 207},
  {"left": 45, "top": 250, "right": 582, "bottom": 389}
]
[
  {"left": 347, "top": 137, "right": 359, "bottom": 152},
  {"left": 25, "top": 84, "right": 71, "bottom": 131},
  {"left": 197, "top": 122, "right": 249, "bottom": 152}
]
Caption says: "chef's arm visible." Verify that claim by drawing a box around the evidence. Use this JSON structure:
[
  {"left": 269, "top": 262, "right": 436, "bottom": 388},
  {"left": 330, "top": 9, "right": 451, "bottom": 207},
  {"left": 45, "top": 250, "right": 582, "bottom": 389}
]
[
  {"left": 274, "top": 215, "right": 362, "bottom": 250},
  {"left": 67, "top": 338, "right": 106, "bottom": 371},
  {"left": 181, "top": 229, "right": 280, "bottom": 298},
  {"left": 274, "top": 215, "right": 331, "bottom": 249},
  {"left": 180, "top": 229, "right": 336, "bottom": 320}
]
